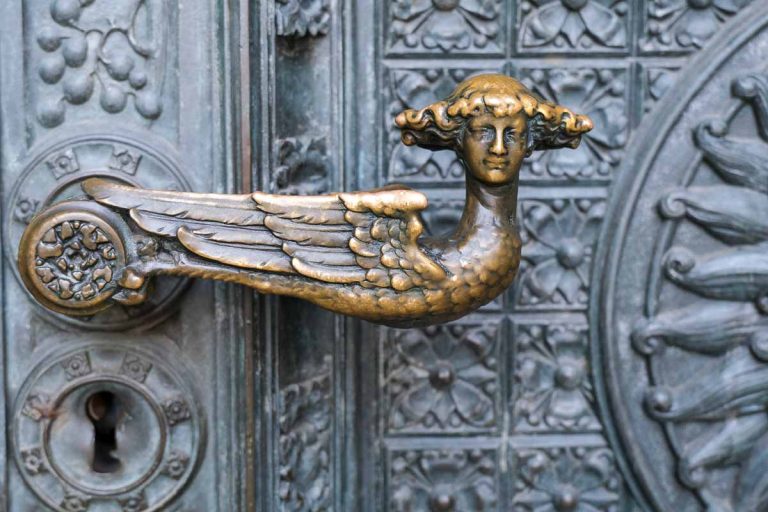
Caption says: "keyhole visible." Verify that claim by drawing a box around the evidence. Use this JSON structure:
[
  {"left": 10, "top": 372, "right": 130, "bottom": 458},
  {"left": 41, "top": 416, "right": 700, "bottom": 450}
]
[{"left": 85, "top": 391, "right": 123, "bottom": 474}]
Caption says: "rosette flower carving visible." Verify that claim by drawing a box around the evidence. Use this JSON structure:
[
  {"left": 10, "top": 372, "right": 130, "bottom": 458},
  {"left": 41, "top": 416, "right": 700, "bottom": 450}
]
[
  {"left": 513, "top": 446, "right": 620, "bottom": 511},
  {"left": 520, "top": 0, "right": 627, "bottom": 50},
  {"left": 390, "top": 449, "right": 497, "bottom": 511},
  {"left": 386, "top": 324, "right": 499, "bottom": 432},
  {"left": 643, "top": 0, "right": 752, "bottom": 50}
]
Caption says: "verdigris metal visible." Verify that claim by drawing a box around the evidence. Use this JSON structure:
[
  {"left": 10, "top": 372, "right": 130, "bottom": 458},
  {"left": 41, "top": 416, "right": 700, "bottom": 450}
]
[
  {"left": 17, "top": 74, "right": 592, "bottom": 327},
  {"left": 592, "top": 3, "right": 768, "bottom": 510},
  {"left": 0, "top": 0, "right": 245, "bottom": 510},
  {"left": 1, "top": 0, "right": 763, "bottom": 509}
]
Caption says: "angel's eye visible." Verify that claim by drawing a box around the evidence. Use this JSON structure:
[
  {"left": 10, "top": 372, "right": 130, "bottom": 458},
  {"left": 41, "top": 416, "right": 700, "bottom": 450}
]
[
  {"left": 473, "top": 127, "right": 494, "bottom": 140},
  {"left": 504, "top": 128, "right": 516, "bottom": 143}
]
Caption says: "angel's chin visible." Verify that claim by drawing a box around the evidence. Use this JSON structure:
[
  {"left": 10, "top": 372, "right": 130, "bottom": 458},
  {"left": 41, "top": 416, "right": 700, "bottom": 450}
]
[{"left": 477, "top": 167, "right": 516, "bottom": 186}]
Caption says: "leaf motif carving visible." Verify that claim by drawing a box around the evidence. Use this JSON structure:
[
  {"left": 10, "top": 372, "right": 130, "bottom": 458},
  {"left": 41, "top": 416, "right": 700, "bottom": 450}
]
[
  {"left": 645, "top": 362, "right": 768, "bottom": 421},
  {"left": 279, "top": 359, "right": 332, "bottom": 511},
  {"left": 632, "top": 301, "right": 768, "bottom": 359},
  {"left": 695, "top": 121, "right": 768, "bottom": 194},
  {"left": 630, "top": 70, "right": 768, "bottom": 509},
  {"left": 663, "top": 246, "right": 768, "bottom": 308},
  {"left": 735, "top": 431, "right": 768, "bottom": 511},
  {"left": 732, "top": 74, "right": 768, "bottom": 141},
  {"left": 678, "top": 415, "right": 768, "bottom": 489},
  {"left": 660, "top": 185, "right": 768, "bottom": 244}
]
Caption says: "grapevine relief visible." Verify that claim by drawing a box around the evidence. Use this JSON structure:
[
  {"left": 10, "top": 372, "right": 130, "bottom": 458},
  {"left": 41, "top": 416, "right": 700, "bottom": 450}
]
[
  {"left": 35, "top": 0, "right": 166, "bottom": 128},
  {"left": 633, "top": 72, "right": 768, "bottom": 510}
]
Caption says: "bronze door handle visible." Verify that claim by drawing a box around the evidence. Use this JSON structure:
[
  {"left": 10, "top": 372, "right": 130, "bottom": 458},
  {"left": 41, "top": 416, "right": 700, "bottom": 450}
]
[{"left": 17, "top": 74, "right": 592, "bottom": 327}]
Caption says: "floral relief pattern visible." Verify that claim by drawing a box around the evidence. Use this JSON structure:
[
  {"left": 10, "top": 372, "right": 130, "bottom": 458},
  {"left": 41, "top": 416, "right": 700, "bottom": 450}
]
[
  {"left": 120, "top": 353, "right": 153, "bottom": 383},
  {"left": 385, "top": 67, "right": 499, "bottom": 184},
  {"left": 632, "top": 73, "right": 768, "bottom": 510},
  {"left": 161, "top": 450, "right": 190, "bottom": 480},
  {"left": 108, "top": 146, "right": 142, "bottom": 175},
  {"left": 20, "top": 447, "right": 48, "bottom": 475},
  {"left": 384, "top": 322, "right": 500, "bottom": 433},
  {"left": 388, "top": 0, "right": 504, "bottom": 55},
  {"left": 119, "top": 492, "right": 148, "bottom": 512},
  {"left": 512, "top": 446, "right": 621, "bottom": 511},
  {"left": 163, "top": 397, "right": 191, "bottom": 426},
  {"left": 643, "top": 66, "right": 680, "bottom": 113},
  {"left": 514, "top": 323, "right": 600, "bottom": 432},
  {"left": 518, "top": 0, "right": 628, "bottom": 52},
  {"left": 276, "top": 0, "right": 331, "bottom": 38},
  {"left": 389, "top": 449, "right": 497, "bottom": 512},
  {"left": 519, "top": 68, "right": 628, "bottom": 181},
  {"left": 279, "top": 358, "right": 332, "bottom": 512},
  {"left": 14, "top": 196, "right": 41, "bottom": 224},
  {"left": 60, "top": 351, "right": 92, "bottom": 380},
  {"left": 46, "top": 148, "right": 80, "bottom": 179},
  {"left": 273, "top": 137, "right": 331, "bottom": 196},
  {"left": 21, "top": 392, "right": 53, "bottom": 422},
  {"left": 419, "top": 196, "right": 465, "bottom": 237},
  {"left": 60, "top": 493, "right": 91, "bottom": 512},
  {"left": 641, "top": 0, "right": 754, "bottom": 52},
  {"left": 513, "top": 197, "right": 605, "bottom": 309}
]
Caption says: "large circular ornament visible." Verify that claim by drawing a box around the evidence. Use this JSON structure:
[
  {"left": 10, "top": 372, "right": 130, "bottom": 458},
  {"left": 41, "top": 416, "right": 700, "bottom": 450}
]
[{"left": 592, "top": 3, "right": 768, "bottom": 510}]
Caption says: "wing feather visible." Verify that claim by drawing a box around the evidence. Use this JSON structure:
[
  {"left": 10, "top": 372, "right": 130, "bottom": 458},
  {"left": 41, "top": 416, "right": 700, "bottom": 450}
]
[
  {"left": 264, "top": 216, "right": 352, "bottom": 247},
  {"left": 84, "top": 178, "right": 264, "bottom": 225},
  {"left": 83, "top": 178, "right": 446, "bottom": 290},
  {"left": 177, "top": 228, "right": 294, "bottom": 273},
  {"left": 291, "top": 258, "right": 367, "bottom": 284},
  {"left": 131, "top": 210, "right": 282, "bottom": 246},
  {"left": 282, "top": 243, "right": 359, "bottom": 266},
  {"left": 348, "top": 237, "right": 379, "bottom": 258},
  {"left": 253, "top": 191, "right": 346, "bottom": 224}
]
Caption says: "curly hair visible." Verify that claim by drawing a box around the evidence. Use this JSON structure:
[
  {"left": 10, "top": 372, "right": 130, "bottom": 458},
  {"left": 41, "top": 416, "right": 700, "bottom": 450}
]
[{"left": 395, "top": 74, "right": 593, "bottom": 155}]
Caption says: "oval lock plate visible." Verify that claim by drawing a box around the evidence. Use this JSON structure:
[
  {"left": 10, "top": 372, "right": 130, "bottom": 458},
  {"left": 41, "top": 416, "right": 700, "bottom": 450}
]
[{"left": 12, "top": 343, "right": 203, "bottom": 511}]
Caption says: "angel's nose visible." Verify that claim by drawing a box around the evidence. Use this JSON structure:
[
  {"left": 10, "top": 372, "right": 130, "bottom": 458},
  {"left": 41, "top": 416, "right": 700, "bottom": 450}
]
[{"left": 490, "top": 130, "right": 507, "bottom": 156}]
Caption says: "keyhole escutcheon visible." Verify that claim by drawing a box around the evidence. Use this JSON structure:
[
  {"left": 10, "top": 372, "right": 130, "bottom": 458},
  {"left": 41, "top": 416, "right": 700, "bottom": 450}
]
[{"left": 85, "top": 391, "right": 123, "bottom": 474}]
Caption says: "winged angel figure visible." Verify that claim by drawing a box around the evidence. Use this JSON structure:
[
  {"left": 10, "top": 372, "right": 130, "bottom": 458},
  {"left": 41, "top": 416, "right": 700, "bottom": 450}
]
[{"left": 19, "top": 74, "right": 592, "bottom": 327}]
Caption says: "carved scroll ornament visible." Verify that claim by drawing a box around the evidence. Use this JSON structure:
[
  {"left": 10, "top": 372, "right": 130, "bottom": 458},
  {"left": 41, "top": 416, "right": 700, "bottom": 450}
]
[{"left": 18, "top": 74, "right": 592, "bottom": 327}]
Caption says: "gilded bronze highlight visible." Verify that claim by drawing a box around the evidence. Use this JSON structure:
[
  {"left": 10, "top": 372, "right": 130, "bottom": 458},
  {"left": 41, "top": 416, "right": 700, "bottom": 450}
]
[{"left": 18, "top": 74, "right": 592, "bottom": 327}]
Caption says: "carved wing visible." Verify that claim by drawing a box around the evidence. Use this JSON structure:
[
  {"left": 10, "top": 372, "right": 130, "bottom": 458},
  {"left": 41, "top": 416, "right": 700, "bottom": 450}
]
[{"left": 82, "top": 178, "right": 446, "bottom": 291}]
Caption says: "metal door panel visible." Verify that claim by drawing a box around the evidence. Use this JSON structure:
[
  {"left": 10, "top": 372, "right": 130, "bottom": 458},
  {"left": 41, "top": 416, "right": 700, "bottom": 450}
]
[
  {"left": 0, "top": 0, "right": 246, "bottom": 510},
  {"left": 2, "top": 0, "right": 766, "bottom": 510}
]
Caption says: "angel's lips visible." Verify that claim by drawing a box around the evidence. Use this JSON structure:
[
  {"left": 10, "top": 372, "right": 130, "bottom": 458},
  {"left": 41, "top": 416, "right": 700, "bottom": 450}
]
[{"left": 483, "top": 158, "right": 510, "bottom": 168}]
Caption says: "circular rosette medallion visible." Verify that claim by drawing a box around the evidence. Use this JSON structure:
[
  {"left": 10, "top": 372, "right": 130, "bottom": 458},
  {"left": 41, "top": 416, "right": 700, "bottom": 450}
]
[
  {"left": 18, "top": 201, "right": 129, "bottom": 316},
  {"left": 4, "top": 134, "right": 191, "bottom": 329},
  {"left": 593, "top": 4, "right": 768, "bottom": 511},
  {"left": 12, "top": 343, "right": 203, "bottom": 512}
]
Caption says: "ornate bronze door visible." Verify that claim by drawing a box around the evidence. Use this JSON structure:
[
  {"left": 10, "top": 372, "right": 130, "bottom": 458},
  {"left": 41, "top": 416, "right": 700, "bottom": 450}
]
[{"left": 2, "top": 0, "right": 767, "bottom": 510}]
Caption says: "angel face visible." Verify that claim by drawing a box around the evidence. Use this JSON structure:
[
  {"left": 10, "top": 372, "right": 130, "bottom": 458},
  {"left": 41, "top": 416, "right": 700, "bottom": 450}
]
[{"left": 460, "top": 112, "right": 528, "bottom": 186}]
